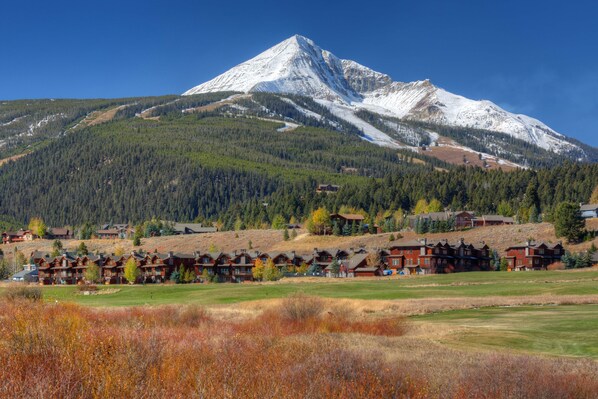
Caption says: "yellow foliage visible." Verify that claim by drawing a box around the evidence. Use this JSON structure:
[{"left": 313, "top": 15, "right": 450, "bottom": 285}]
[
  {"left": 252, "top": 258, "right": 264, "bottom": 280},
  {"left": 414, "top": 199, "right": 429, "bottom": 215},
  {"left": 428, "top": 199, "right": 443, "bottom": 213}
]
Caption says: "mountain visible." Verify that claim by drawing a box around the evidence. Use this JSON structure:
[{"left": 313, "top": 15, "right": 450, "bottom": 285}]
[{"left": 184, "top": 35, "right": 593, "bottom": 161}]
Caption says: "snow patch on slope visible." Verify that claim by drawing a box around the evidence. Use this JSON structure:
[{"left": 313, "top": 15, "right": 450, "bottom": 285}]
[{"left": 316, "top": 100, "right": 400, "bottom": 148}]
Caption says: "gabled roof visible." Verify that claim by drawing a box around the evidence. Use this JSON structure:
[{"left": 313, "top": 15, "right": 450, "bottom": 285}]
[
  {"left": 31, "top": 250, "right": 50, "bottom": 260},
  {"left": 173, "top": 223, "right": 217, "bottom": 233},
  {"left": 473, "top": 215, "right": 514, "bottom": 223},
  {"left": 389, "top": 239, "right": 424, "bottom": 249},
  {"left": 343, "top": 253, "right": 370, "bottom": 270},
  {"left": 12, "top": 268, "right": 38, "bottom": 279},
  {"left": 48, "top": 227, "right": 71, "bottom": 236},
  {"left": 330, "top": 213, "right": 365, "bottom": 221},
  {"left": 580, "top": 203, "right": 598, "bottom": 211},
  {"left": 506, "top": 241, "right": 562, "bottom": 250}
]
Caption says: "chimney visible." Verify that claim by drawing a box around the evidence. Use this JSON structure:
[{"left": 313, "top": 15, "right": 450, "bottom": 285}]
[{"left": 169, "top": 251, "right": 174, "bottom": 258}]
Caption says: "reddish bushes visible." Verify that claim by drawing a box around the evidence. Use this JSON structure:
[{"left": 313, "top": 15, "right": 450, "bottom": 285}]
[
  {"left": 0, "top": 299, "right": 596, "bottom": 398},
  {"left": 237, "top": 294, "right": 408, "bottom": 337}
]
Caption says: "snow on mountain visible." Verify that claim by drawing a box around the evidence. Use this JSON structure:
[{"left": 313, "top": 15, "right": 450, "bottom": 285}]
[
  {"left": 184, "top": 35, "right": 359, "bottom": 102},
  {"left": 184, "top": 34, "right": 583, "bottom": 157}
]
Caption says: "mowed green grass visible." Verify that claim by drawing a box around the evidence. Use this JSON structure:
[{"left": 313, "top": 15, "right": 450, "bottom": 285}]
[
  {"left": 413, "top": 304, "right": 598, "bottom": 358},
  {"left": 8, "top": 269, "right": 597, "bottom": 307}
]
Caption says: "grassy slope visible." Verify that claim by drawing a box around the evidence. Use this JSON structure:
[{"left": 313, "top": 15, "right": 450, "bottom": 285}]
[
  {"left": 4, "top": 221, "right": 597, "bottom": 263},
  {"left": 414, "top": 304, "right": 598, "bottom": 358},
  {"left": 18, "top": 269, "right": 598, "bottom": 307}
]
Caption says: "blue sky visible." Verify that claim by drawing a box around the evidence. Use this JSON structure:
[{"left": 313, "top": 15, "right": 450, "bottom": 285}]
[{"left": 1, "top": 0, "right": 596, "bottom": 146}]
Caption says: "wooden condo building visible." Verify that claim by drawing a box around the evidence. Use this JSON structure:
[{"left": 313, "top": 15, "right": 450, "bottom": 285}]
[
  {"left": 505, "top": 241, "right": 563, "bottom": 271},
  {"left": 30, "top": 237, "right": 517, "bottom": 285}
]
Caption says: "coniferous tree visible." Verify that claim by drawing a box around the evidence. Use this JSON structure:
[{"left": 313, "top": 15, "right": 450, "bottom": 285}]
[
  {"left": 77, "top": 242, "right": 89, "bottom": 256},
  {"left": 51, "top": 240, "right": 63, "bottom": 257},
  {"left": 332, "top": 221, "right": 341, "bottom": 236},
  {"left": 342, "top": 223, "right": 350, "bottom": 236},
  {"left": 553, "top": 202, "right": 585, "bottom": 243}
]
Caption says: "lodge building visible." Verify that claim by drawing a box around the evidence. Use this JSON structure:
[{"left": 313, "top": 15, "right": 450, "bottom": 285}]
[
  {"left": 29, "top": 236, "right": 515, "bottom": 285},
  {"left": 386, "top": 238, "right": 492, "bottom": 274},
  {"left": 504, "top": 241, "right": 564, "bottom": 271}
]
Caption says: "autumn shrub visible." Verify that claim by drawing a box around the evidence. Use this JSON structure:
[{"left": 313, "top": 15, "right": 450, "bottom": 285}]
[
  {"left": 3, "top": 285, "right": 43, "bottom": 302},
  {"left": 0, "top": 300, "right": 596, "bottom": 399},
  {"left": 455, "top": 354, "right": 598, "bottom": 399},
  {"left": 238, "top": 295, "right": 407, "bottom": 337},
  {"left": 280, "top": 293, "right": 324, "bottom": 322}
]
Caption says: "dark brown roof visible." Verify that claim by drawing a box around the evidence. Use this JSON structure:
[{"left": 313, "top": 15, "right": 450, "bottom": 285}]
[{"left": 330, "top": 213, "right": 365, "bottom": 221}]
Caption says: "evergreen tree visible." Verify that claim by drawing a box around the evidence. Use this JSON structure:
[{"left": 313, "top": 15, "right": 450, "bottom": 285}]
[
  {"left": 499, "top": 257, "right": 509, "bottom": 271},
  {"left": 307, "top": 261, "right": 321, "bottom": 275},
  {"left": 332, "top": 221, "right": 341, "bottom": 236},
  {"left": 0, "top": 258, "right": 10, "bottom": 280},
  {"left": 342, "top": 222, "right": 350, "bottom": 236},
  {"left": 351, "top": 221, "right": 358, "bottom": 236},
  {"left": 529, "top": 205, "right": 539, "bottom": 223},
  {"left": 170, "top": 270, "right": 181, "bottom": 283},
  {"left": 329, "top": 259, "right": 340, "bottom": 277},
  {"left": 491, "top": 250, "right": 500, "bottom": 271},
  {"left": 77, "top": 241, "right": 89, "bottom": 256},
  {"left": 51, "top": 240, "right": 63, "bottom": 257},
  {"left": 553, "top": 202, "right": 585, "bottom": 243}
]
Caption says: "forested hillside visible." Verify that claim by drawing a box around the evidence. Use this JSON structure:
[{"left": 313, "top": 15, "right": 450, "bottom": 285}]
[{"left": 0, "top": 92, "right": 596, "bottom": 228}]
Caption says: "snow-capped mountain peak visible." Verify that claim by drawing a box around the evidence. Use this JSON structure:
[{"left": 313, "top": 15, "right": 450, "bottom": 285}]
[
  {"left": 184, "top": 35, "right": 587, "bottom": 158},
  {"left": 184, "top": 34, "right": 361, "bottom": 102}
]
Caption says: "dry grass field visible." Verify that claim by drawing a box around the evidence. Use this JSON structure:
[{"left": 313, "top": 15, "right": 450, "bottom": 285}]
[{"left": 1, "top": 288, "right": 597, "bottom": 398}]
